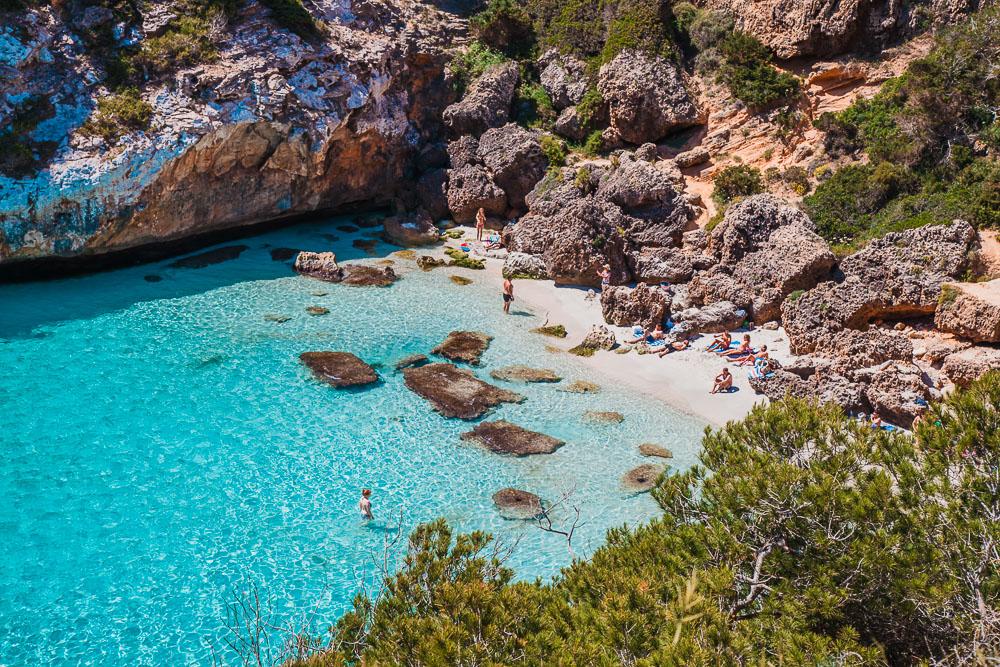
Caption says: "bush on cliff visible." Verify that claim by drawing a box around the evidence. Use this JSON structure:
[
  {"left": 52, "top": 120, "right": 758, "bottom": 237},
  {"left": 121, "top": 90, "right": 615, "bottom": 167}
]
[
  {"left": 470, "top": 0, "right": 535, "bottom": 57},
  {"left": 712, "top": 164, "right": 763, "bottom": 206},
  {"left": 133, "top": 15, "right": 218, "bottom": 74},
  {"left": 80, "top": 87, "right": 154, "bottom": 144},
  {"left": 449, "top": 41, "right": 509, "bottom": 94},
  {"left": 279, "top": 372, "right": 999, "bottom": 665}
]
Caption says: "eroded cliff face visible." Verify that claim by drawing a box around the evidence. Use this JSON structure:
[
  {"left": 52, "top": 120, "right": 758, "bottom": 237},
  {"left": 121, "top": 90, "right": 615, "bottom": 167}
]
[{"left": 0, "top": 0, "right": 461, "bottom": 266}]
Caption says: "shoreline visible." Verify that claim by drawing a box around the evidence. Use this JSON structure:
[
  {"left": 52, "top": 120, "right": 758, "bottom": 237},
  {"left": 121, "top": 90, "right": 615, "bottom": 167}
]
[{"left": 444, "top": 228, "right": 791, "bottom": 428}]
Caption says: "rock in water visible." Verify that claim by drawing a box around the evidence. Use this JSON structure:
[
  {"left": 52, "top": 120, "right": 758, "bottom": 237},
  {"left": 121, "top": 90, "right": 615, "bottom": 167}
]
[
  {"left": 639, "top": 443, "right": 673, "bottom": 459},
  {"left": 339, "top": 265, "right": 398, "bottom": 287},
  {"left": 168, "top": 245, "right": 249, "bottom": 269},
  {"left": 583, "top": 410, "right": 624, "bottom": 424},
  {"left": 597, "top": 50, "right": 703, "bottom": 145},
  {"left": 432, "top": 331, "right": 493, "bottom": 365},
  {"left": 622, "top": 464, "right": 665, "bottom": 492},
  {"left": 300, "top": 352, "right": 379, "bottom": 388},
  {"left": 935, "top": 280, "right": 1000, "bottom": 343},
  {"left": 490, "top": 365, "right": 562, "bottom": 383},
  {"left": 560, "top": 380, "right": 600, "bottom": 394},
  {"left": 403, "top": 363, "right": 523, "bottom": 419},
  {"left": 462, "top": 420, "right": 565, "bottom": 456},
  {"left": 394, "top": 354, "right": 429, "bottom": 370},
  {"left": 492, "top": 488, "right": 543, "bottom": 519},
  {"left": 306, "top": 306, "right": 329, "bottom": 316},
  {"left": 382, "top": 211, "right": 440, "bottom": 247},
  {"left": 294, "top": 252, "right": 343, "bottom": 282},
  {"left": 269, "top": 247, "right": 299, "bottom": 262}
]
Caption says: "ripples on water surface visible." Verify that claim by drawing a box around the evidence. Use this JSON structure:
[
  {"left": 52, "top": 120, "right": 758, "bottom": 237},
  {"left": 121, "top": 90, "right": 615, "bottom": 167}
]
[{"left": 0, "top": 217, "right": 706, "bottom": 665}]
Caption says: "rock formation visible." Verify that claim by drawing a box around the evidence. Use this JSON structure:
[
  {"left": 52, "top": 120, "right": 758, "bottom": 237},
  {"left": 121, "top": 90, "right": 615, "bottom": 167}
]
[
  {"left": 442, "top": 62, "right": 518, "bottom": 137},
  {"left": 600, "top": 283, "right": 670, "bottom": 328},
  {"left": 300, "top": 351, "right": 379, "bottom": 388},
  {"left": 381, "top": 211, "right": 440, "bottom": 247},
  {"left": 402, "top": 363, "right": 523, "bottom": 419},
  {"left": 935, "top": 280, "right": 1000, "bottom": 343},
  {"left": 492, "top": 488, "right": 543, "bottom": 519},
  {"left": 432, "top": 331, "right": 493, "bottom": 365},
  {"left": 622, "top": 463, "right": 665, "bottom": 492},
  {"left": 489, "top": 366, "right": 562, "bottom": 383},
  {"left": 461, "top": 420, "right": 565, "bottom": 456}
]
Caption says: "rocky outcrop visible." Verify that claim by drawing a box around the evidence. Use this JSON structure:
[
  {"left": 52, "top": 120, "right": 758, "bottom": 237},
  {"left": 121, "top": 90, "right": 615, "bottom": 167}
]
[
  {"left": 538, "top": 49, "right": 587, "bottom": 110},
  {"left": 442, "top": 62, "right": 519, "bottom": 137},
  {"left": 0, "top": 0, "right": 458, "bottom": 268},
  {"left": 600, "top": 283, "right": 670, "bottom": 328},
  {"left": 300, "top": 351, "right": 379, "bottom": 388},
  {"left": 748, "top": 368, "right": 868, "bottom": 414},
  {"left": 783, "top": 221, "right": 979, "bottom": 355},
  {"left": 935, "top": 280, "right": 1000, "bottom": 343},
  {"left": 446, "top": 163, "right": 508, "bottom": 224},
  {"left": 502, "top": 251, "right": 548, "bottom": 279},
  {"left": 432, "top": 330, "right": 493, "bottom": 365},
  {"left": 942, "top": 345, "right": 1000, "bottom": 388},
  {"left": 477, "top": 124, "right": 548, "bottom": 213},
  {"left": 704, "top": 0, "right": 977, "bottom": 58},
  {"left": 381, "top": 210, "right": 440, "bottom": 247},
  {"left": 416, "top": 169, "right": 450, "bottom": 221},
  {"left": 492, "top": 488, "right": 543, "bottom": 519},
  {"left": 402, "top": 363, "right": 523, "bottom": 419},
  {"left": 630, "top": 247, "right": 695, "bottom": 284},
  {"left": 597, "top": 50, "right": 703, "bottom": 145},
  {"left": 490, "top": 366, "right": 562, "bottom": 383},
  {"left": 570, "top": 325, "right": 617, "bottom": 354},
  {"left": 622, "top": 463, "right": 665, "bottom": 492},
  {"left": 294, "top": 252, "right": 342, "bottom": 282},
  {"left": 671, "top": 301, "right": 746, "bottom": 336},
  {"left": 462, "top": 420, "right": 565, "bottom": 456},
  {"left": 864, "top": 361, "right": 931, "bottom": 427}
]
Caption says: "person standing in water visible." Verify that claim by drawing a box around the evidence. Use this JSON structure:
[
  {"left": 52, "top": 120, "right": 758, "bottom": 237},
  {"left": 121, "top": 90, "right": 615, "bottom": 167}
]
[
  {"left": 502, "top": 277, "right": 514, "bottom": 314},
  {"left": 358, "top": 488, "right": 373, "bottom": 521},
  {"left": 475, "top": 207, "right": 486, "bottom": 241}
]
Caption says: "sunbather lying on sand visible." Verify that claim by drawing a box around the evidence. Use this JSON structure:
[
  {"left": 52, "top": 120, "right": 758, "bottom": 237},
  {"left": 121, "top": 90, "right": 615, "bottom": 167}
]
[
  {"left": 735, "top": 345, "right": 768, "bottom": 366},
  {"left": 656, "top": 339, "right": 690, "bottom": 357},
  {"left": 706, "top": 331, "right": 731, "bottom": 353},
  {"left": 718, "top": 334, "right": 751, "bottom": 358}
]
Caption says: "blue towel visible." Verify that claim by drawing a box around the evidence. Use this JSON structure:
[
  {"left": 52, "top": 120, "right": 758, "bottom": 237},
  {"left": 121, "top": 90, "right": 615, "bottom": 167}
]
[{"left": 648, "top": 339, "right": 666, "bottom": 347}]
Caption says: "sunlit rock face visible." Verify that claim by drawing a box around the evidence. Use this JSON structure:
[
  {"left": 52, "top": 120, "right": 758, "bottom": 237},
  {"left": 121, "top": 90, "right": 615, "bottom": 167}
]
[{"left": 0, "top": 0, "right": 458, "bottom": 266}]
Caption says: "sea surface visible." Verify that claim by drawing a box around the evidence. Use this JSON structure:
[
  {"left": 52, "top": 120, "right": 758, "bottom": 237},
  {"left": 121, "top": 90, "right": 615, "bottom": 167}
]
[{"left": 0, "top": 216, "right": 706, "bottom": 665}]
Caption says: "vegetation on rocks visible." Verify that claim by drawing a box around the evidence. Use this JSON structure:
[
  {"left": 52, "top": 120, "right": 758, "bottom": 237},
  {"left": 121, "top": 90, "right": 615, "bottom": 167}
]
[
  {"left": 134, "top": 15, "right": 219, "bottom": 74},
  {"left": 449, "top": 41, "right": 509, "bottom": 94},
  {"left": 258, "top": 0, "right": 321, "bottom": 38},
  {"left": 278, "top": 372, "right": 1000, "bottom": 666},
  {"left": 0, "top": 95, "right": 57, "bottom": 178},
  {"left": 809, "top": 7, "right": 1000, "bottom": 249},
  {"left": 715, "top": 31, "right": 800, "bottom": 108},
  {"left": 712, "top": 164, "right": 764, "bottom": 206},
  {"left": 80, "top": 87, "right": 154, "bottom": 144}
]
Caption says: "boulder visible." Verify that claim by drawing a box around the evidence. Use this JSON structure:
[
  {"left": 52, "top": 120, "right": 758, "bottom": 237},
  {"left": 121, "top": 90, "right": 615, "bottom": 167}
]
[
  {"left": 442, "top": 62, "right": 519, "bottom": 137},
  {"left": 600, "top": 283, "right": 670, "bottom": 328},
  {"left": 492, "top": 488, "right": 544, "bottom": 519},
  {"left": 597, "top": 50, "right": 703, "bottom": 145},
  {"left": 814, "top": 329, "right": 914, "bottom": 372},
  {"left": 402, "top": 363, "right": 523, "bottom": 419},
  {"left": 634, "top": 143, "right": 658, "bottom": 162},
  {"left": 538, "top": 49, "right": 587, "bottom": 110},
  {"left": 462, "top": 420, "right": 565, "bottom": 456},
  {"left": 708, "top": 194, "right": 816, "bottom": 266},
  {"left": 747, "top": 368, "right": 868, "bottom": 414},
  {"left": 596, "top": 157, "right": 690, "bottom": 246},
  {"left": 446, "top": 164, "right": 508, "bottom": 224},
  {"left": 671, "top": 301, "right": 746, "bottom": 336},
  {"left": 629, "top": 247, "right": 695, "bottom": 284},
  {"left": 674, "top": 147, "right": 710, "bottom": 168},
  {"left": 638, "top": 443, "right": 673, "bottom": 458},
  {"left": 942, "top": 345, "right": 1000, "bottom": 388},
  {"left": 477, "top": 124, "right": 548, "bottom": 212},
  {"left": 583, "top": 410, "right": 624, "bottom": 424},
  {"left": 490, "top": 365, "right": 562, "bottom": 383},
  {"left": 572, "top": 325, "right": 617, "bottom": 353},
  {"left": 864, "top": 361, "right": 931, "bottom": 427},
  {"left": 432, "top": 331, "right": 493, "bottom": 365},
  {"left": 553, "top": 104, "right": 606, "bottom": 142},
  {"left": 447, "top": 135, "right": 480, "bottom": 169},
  {"left": 622, "top": 463, "right": 665, "bottom": 492},
  {"left": 300, "top": 352, "right": 379, "bottom": 388},
  {"left": 935, "top": 280, "right": 1000, "bottom": 343},
  {"left": 382, "top": 210, "right": 440, "bottom": 247},
  {"left": 294, "top": 251, "right": 342, "bottom": 282},
  {"left": 503, "top": 252, "right": 548, "bottom": 279},
  {"left": 416, "top": 169, "right": 450, "bottom": 221},
  {"left": 339, "top": 264, "right": 398, "bottom": 287}
]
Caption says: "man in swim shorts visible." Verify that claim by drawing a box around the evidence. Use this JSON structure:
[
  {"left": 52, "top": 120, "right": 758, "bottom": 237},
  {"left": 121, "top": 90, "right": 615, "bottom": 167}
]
[{"left": 502, "top": 277, "right": 514, "bottom": 314}]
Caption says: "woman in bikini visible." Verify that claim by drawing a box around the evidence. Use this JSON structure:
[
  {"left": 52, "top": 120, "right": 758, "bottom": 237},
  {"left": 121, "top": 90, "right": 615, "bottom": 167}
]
[{"left": 718, "top": 333, "right": 751, "bottom": 358}]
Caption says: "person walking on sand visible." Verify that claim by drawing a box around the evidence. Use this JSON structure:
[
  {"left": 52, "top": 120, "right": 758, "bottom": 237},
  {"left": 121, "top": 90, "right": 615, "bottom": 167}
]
[
  {"left": 710, "top": 367, "right": 733, "bottom": 394},
  {"left": 476, "top": 207, "right": 486, "bottom": 241},
  {"left": 358, "top": 488, "right": 373, "bottom": 521},
  {"left": 502, "top": 277, "right": 514, "bottom": 314}
]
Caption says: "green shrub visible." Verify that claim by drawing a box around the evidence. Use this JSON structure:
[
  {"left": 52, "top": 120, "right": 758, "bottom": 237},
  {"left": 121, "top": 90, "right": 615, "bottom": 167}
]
[
  {"left": 782, "top": 166, "right": 810, "bottom": 194},
  {"left": 470, "top": 0, "right": 535, "bottom": 56},
  {"left": 80, "top": 87, "right": 154, "bottom": 144},
  {"left": 134, "top": 16, "right": 217, "bottom": 74},
  {"left": 573, "top": 165, "right": 591, "bottom": 191},
  {"left": 0, "top": 95, "right": 57, "bottom": 178},
  {"left": 515, "top": 81, "right": 555, "bottom": 128},
  {"left": 687, "top": 8, "right": 733, "bottom": 52},
  {"left": 579, "top": 129, "right": 604, "bottom": 157},
  {"left": 712, "top": 164, "right": 763, "bottom": 206},
  {"left": 599, "top": 0, "right": 674, "bottom": 63},
  {"left": 450, "top": 41, "right": 508, "bottom": 94},
  {"left": 716, "top": 31, "right": 799, "bottom": 108},
  {"left": 259, "top": 0, "right": 321, "bottom": 38},
  {"left": 539, "top": 134, "right": 566, "bottom": 168}
]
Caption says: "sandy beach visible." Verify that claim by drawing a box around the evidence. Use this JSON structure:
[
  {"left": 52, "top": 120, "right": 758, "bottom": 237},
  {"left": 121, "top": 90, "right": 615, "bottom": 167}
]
[{"left": 445, "top": 228, "right": 792, "bottom": 428}]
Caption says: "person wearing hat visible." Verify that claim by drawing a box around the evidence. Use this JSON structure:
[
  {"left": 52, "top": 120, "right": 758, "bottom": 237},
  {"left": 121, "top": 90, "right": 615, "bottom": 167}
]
[{"left": 358, "top": 488, "right": 373, "bottom": 521}]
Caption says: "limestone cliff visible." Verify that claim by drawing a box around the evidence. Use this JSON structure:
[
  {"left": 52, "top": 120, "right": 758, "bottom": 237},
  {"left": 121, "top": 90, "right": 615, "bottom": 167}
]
[{"left": 0, "top": 0, "right": 463, "bottom": 267}]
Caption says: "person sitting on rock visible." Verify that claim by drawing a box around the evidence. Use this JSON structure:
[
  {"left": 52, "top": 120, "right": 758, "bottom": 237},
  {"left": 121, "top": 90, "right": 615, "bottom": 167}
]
[
  {"left": 718, "top": 333, "right": 751, "bottom": 358},
  {"left": 656, "top": 339, "right": 690, "bottom": 357},
  {"left": 711, "top": 367, "right": 733, "bottom": 394},
  {"left": 706, "top": 331, "right": 732, "bottom": 353}
]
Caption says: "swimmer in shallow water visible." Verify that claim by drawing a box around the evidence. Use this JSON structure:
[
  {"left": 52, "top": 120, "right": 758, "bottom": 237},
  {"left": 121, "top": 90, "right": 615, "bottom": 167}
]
[{"left": 358, "top": 488, "right": 373, "bottom": 521}]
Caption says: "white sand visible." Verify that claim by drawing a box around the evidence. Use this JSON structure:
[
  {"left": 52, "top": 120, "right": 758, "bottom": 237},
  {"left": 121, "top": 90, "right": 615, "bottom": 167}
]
[{"left": 444, "top": 228, "right": 792, "bottom": 427}]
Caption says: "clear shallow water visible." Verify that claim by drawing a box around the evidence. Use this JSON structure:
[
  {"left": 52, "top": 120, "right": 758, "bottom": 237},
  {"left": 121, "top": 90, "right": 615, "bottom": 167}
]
[{"left": 0, "top": 217, "right": 706, "bottom": 665}]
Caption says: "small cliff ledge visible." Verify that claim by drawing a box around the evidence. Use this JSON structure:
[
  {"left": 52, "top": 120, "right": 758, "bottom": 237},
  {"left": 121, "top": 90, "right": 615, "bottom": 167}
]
[{"left": 0, "top": 0, "right": 462, "bottom": 266}]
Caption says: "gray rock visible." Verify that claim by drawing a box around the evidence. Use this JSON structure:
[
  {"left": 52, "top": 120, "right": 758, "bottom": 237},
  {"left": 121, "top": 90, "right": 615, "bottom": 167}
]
[
  {"left": 934, "top": 280, "right": 1000, "bottom": 343},
  {"left": 538, "top": 49, "right": 588, "bottom": 110},
  {"left": 443, "top": 62, "right": 519, "bottom": 137},
  {"left": 382, "top": 210, "right": 440, "bottom": 247},
  {"left": 477, "top": 124, "right": 547, "bottom": 213},
  {"left": 300, "top": 352, "right": 379, "bottom": 388},
  {"left": 462, "top": 420, "right": 565, "bottom": 456},
  {"left": 447, "top": 136, "right": 480, "bottom": 169},
  {"left": 502, "top": 252, "right": 548, "bottom": 279},
  {"left": 492, "top": 488, "right": 543, "bottom": 519},
  {"left": 490, "top": 365, "right": 562, "bottom": 383},
  {"left": 432, "top": 330, "right": 493, "bottom": 365},
  {"left": 671, "top": 301, "right": 746, "bottom": 336},
  {"left": 674, "top": 147, "right": 710, "bottom": 168},
  {"left": 294, "top": 251, "right": 342, "bottom": 282},
  {"left": 600, "top": 283, "right": 670, "bottom": 328},
  {"left": 942, "top": 345, "right": 1000, "bottom": 388},
  {"left": 403, "top": 363, "right": 523, "bottom": 419},
  {"left": 416, "top": 169, "right": 450, "bottom": 221},
  {"left": 446, "top": 164, "right": 507, "bottom": 224},
  {"left": 864, "top": 361, "right": 931, "bottom": 427},
  {"left": 630, "top": 247, "right": 695, "bottom": 284}
]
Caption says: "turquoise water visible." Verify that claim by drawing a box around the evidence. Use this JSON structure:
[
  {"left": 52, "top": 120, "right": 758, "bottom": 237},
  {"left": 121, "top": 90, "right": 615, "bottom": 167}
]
[{"left": 0, "top": 217, "right": 706, "bottom": 665}]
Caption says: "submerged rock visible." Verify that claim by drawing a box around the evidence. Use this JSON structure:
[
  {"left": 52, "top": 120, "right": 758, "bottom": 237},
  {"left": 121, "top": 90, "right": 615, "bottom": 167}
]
[
  {"left": 417, "top": 255, "right": 447, "bottom": 271},
  {"left": 300, "top": 352, "right": 379, "bottom": 388},
  {"left": 264, "top": 313, "right": 291, "bottom": 323},
  {"left": 144, "top": 274, "right": 162, "bottom": 282},
  {"left": 492, "top": 488, "right": 544, "bottom": 519},
  {"left": 306, "top": 306, "right": 329, "bottom": 316},
  {"left": 394, "top": 353, "right": 429, "bottom": 370},
  {"left": 270, "top": 247, "right": 299, "bottom": 262},
  {"left": 638, "top": 443, "right": 673, "bottom": 459},
  {"left": 339, "top": 264, "right": 398, "bottom": 287},
  {"left": 490, "top": 365, "right": 562, "bottom": 383},
  {"left": 168, "top": 245, "right": 249, "bottom": 269},
  {"left": 382, "top": 211, "right": 440, "bottom": 247},
  {"left": 432, "top": 331, "right": 493, "bottom": 365},
  {"left": 403, "top": 363, "right": 523, "bottom": 419},
  {"left": 583, "top": 410, "right": 624, "bottom": 424},
  {"left": 560, "top": 380, "right": 600, "bottom": 393},
  {"left": 622, "top": 463, "right": 665, "bottom": 492},
  {"left": 462, "top": 420, "right": 565, "bottom": 456},
  {"left": 450, "top": 275, "right": 473, "bottom": 285}
]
